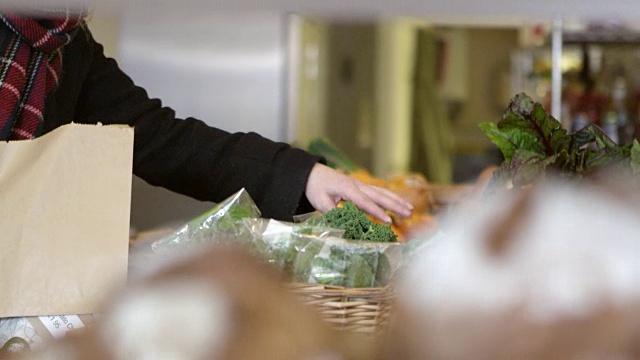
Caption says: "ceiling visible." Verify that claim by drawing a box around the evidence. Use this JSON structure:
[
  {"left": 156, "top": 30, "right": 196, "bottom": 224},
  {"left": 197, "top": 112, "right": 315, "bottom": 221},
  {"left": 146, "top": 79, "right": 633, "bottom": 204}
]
[{"left": 2, "top": 0, "right": 640, "bottom": 28}]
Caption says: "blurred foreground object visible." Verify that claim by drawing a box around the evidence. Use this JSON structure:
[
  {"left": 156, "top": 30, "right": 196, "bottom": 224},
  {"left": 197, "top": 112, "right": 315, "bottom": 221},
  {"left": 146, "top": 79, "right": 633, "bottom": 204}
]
[
  {"left": 6, "top": 246, "right": 372, "bottom": 360},
  {"left": 388, "top": 176, "right": 640, "bottom": 359}
]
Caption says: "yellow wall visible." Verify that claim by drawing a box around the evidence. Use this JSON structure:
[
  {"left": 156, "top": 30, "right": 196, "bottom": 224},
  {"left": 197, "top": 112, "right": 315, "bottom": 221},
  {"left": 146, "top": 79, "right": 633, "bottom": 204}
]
[
  {"left": 373, "top": 19, "right": 422, "bottom": 177},
  {"left": 293, "top": 18, "right": 329, "bottom": 148}
]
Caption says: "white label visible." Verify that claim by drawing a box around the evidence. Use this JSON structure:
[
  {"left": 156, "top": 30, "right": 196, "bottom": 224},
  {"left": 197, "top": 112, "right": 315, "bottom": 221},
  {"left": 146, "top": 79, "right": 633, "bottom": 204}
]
[{"left": 38, "top": 315, "right": 85, "bottom": 339}]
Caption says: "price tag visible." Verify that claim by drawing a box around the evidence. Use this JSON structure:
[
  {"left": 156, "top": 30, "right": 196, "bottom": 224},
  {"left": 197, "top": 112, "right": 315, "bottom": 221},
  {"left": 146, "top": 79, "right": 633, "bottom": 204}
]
[{"left": 38, "top": 315, "right": 85, "bottom": 339}]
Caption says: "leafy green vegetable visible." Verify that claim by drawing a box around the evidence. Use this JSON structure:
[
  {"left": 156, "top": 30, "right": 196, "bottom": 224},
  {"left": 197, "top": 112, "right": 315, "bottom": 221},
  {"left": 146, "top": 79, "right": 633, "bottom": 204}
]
[
  {"left": 215, "top": 202, "right": 256, "bottom": 231},
  {"left": 343, "top": 251, "right": 376, "bottom": 288},
  {"left": 322, "top": 202, "right": 398, "bottom": 243},
  {"left": 307, "top": 138, "right": 362, "bottom": 173},
  {"left": 632, "top": 140, "right": 640, "bottom": 175},
  {"left": 282, "top": 202, "right": 399, "bottom": 287},
  {"left": 292, "top": 237, "right": 324, "bottom": 281},
  {"left": 147, "top": 189, "right": 405, "bottom": 289},
  {"left": 259, "top": 232, "right": 298, "bottom": 275},
  {"left": 292, "top": 239, "right": 387, "bottom": 288},
  {"left": 151, "top": 188, "right": 261, "bottom": 253},
  {"left": 480, "top": 92, "right": 640, "bottom": 189}
]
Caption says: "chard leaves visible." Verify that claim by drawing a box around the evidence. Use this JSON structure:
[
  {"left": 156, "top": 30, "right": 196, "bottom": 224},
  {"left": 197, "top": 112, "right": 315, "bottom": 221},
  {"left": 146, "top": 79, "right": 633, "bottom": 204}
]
[
  {"left": 631, "top": 140, "right": 640, "bottom": 175},
  {"left": 480, "top": 92, "right": 640, "bottom": 187},
  {"left": 478, "top": 122, "right": 540, "bottom": 162},
  {"left": 502, "top": 94, "right": 568, "bottom": 158}
]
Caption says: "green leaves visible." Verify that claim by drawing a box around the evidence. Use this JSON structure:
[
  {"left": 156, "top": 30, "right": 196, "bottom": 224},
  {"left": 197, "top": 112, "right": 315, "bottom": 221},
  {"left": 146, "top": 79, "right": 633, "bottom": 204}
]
[
  {"left": 480, "top": 93, "right": 568, "bottom": 162},
  {"left": 479, "top": 122, "right": 543, "bottom": 162},
  {"left": 631, "top": 140, "right": 640, "bottom": 175},
  {"left": 307, "top": 138, "right": 362, "bottom": 173},
  {"left": 480, "top": 92, "right": 640, "bottom": 187},
  {"left": 289, "top": 236, "right": 392, "bottom": 288},
  {"left": 322, "top": 202, "right": 398, "bottom": 243},
  {"left": 510, "top": 149, "right": 558, "bottom": 187}
]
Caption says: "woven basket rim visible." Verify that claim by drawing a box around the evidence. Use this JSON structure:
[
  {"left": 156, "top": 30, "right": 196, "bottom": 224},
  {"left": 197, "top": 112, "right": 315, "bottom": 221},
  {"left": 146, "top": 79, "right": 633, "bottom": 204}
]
[
  {"left": 289, "top": 282, "right": 393, "bottom": 291},
  {"left": 289, "top": 282, "right": 395, "bottom": 299}
]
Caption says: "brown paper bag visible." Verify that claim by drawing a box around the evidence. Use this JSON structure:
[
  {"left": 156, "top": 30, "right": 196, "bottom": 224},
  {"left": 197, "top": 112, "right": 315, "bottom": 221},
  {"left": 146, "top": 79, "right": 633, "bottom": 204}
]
[{"left": 0, "top": 123, "right": 133, "bottom": 318}]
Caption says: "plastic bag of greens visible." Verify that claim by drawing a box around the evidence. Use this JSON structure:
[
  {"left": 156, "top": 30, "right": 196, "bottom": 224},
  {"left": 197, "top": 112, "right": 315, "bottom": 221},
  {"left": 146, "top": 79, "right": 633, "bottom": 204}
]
[
  {"left": 129, "top": 189, "right": 265, "bottom": 279},
  {"left": 150, "top": 188, "right": 262, "bottom": 254},
  {"left": 256, "top": 220, "right": 344, "bottom": 276},
  {"left": 291, "top": 235, "right": 405, "bottom": 288},
  {"left": 291, "top": 202, "right": 406, "bottom": 287}
]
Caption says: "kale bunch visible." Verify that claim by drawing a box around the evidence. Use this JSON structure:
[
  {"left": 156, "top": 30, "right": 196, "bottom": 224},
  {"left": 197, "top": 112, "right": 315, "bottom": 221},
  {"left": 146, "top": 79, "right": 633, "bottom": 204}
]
[{"left": 322, "top": 202, "right": 398, "bottom": 242}]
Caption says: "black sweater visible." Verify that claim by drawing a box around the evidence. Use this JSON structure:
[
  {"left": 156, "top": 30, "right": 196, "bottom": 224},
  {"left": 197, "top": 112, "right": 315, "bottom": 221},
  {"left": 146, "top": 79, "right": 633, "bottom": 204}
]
[{"left": 41, "top": 26, "right": 319, "bottom": 221}]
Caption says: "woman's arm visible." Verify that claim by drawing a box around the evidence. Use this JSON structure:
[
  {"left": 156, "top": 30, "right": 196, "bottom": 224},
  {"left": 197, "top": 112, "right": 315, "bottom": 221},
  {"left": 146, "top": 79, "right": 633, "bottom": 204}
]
[{"left": 71, "top": 27, "right": 320, "bottom": 221}]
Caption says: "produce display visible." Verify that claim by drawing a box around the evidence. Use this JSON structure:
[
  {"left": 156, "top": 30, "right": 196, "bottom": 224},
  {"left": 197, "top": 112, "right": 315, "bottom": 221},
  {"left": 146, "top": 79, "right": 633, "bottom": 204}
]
[
  {"left": 290, "top": 201, "right": 402, "bottom": 287},
  {"left": 139, "top": 189, "right": 409, "bottom": 288}
]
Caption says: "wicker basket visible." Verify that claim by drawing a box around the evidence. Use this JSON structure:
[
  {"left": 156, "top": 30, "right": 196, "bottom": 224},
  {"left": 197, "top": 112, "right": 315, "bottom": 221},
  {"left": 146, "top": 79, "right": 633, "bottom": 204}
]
[{"left": 289, "top": 282, "right": 395, "bottom": 335}]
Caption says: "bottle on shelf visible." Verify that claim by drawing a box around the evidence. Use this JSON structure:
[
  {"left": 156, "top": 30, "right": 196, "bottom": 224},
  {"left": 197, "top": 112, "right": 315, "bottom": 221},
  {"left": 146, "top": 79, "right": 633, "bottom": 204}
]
[{"left": 611, "top": 77, "right": 636, "bottom": 145}]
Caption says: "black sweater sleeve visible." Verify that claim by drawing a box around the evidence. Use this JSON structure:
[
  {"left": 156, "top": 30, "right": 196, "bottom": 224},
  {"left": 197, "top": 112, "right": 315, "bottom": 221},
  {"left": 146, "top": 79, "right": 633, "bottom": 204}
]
[{"left": 55, "top": 27, "right": 319, "bottom": 221}]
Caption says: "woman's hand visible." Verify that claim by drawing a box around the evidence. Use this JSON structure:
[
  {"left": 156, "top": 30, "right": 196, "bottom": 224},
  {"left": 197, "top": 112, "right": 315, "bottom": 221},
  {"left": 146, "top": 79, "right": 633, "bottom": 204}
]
[{"left": 304, "top": 163, "right": 414, "bottom": 223}]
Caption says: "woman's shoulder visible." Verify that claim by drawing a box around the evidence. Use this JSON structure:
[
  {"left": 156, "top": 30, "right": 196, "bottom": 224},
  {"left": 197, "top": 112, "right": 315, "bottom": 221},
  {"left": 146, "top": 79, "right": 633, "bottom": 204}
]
[{"left": 67, "top": 22, "right": 97, "bottom": 54}]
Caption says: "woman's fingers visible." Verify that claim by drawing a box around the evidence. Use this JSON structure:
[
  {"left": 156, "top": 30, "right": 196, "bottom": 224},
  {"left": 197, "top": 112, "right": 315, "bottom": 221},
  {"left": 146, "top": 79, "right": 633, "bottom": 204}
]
[
  {"left": 339, "top": 183, "right": 393, "bottom": 223},
  {"left": 359, "top": 184, "right": 414, "bottom": 217},
  {"left": 304, "top": 163, "right": 414, "bottom": 223},
  {"left": 344, "top": 183, "right": 413, "bottom": 223}
]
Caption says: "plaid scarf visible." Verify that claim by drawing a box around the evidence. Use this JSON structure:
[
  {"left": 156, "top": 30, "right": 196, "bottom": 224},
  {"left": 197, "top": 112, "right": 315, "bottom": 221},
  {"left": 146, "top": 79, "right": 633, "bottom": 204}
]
[{"left": 0, "top": 10, "right": 83, "bottom": 140}]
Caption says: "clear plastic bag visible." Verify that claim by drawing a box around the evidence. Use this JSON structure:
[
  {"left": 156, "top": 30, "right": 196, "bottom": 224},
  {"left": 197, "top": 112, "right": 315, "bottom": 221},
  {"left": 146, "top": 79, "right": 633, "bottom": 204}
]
[
  {"left": 291, "top": 235, "right": 404, "bottom": 288},
  {"left": 150, "top": 188, "right": 262, "bottom": 253},
  {"left": 256, "top": 220, "right": 344, "bottom": 276},
  {"left": 128, "top": 189, "right": 265, "bottom": 278},
  {"left": 133, "top": 188, "right": 408, "bottom": 288},
  {"left": 258, "top": 218, "right": 405, "bottom": 287}
]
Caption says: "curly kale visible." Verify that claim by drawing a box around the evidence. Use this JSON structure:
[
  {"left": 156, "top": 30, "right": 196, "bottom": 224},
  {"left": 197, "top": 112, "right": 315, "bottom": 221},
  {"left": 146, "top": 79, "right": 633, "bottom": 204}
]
[{"left": 322, "top": 202, "right": 398, "bottom": 242}]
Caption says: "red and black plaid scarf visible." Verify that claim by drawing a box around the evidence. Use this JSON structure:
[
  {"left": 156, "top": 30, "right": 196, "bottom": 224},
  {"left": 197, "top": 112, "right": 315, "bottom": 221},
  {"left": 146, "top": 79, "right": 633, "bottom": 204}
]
[{"left": 0, "top": 10, "right": 83, "bottom": 140}]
